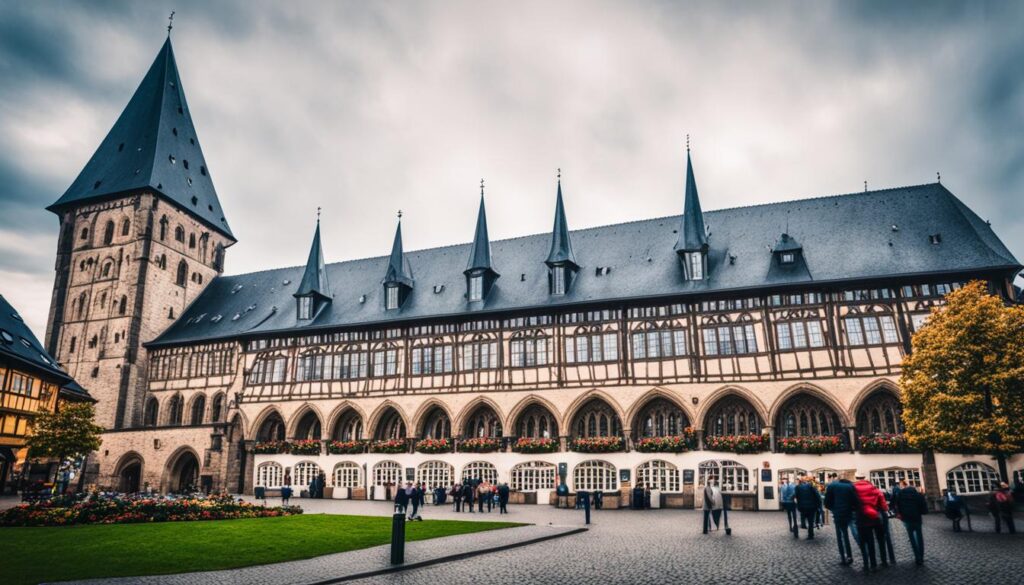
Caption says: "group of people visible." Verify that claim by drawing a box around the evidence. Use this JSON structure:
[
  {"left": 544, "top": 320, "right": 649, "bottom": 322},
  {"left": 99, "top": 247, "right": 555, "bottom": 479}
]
[
  {"left": 394, "top": 482, "right": 427, "bottom": 520},
  {"left": 781, "top": 473, "right": 928, "bottom": 572},
  {"left": 631, "top": 482, "right": 653, "bottom": 510},
  {"left": 942, "top": 481, "right": 1018, "bottom": 534},
  {"left": 448, "top": 479, "right": 511, "bottom": 514}
]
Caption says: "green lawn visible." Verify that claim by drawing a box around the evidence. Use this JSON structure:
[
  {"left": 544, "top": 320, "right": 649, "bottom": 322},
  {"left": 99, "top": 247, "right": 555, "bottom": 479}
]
[{"left": 1, "top": 514, "right": 523, "bottom": 585}]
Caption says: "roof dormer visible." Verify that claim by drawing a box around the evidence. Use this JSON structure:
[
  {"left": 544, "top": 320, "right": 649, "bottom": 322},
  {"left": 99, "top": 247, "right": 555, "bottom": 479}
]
[
  {"left": 545, "top": 172, "right": 579, "bottom": 295},
  {"left": 673, "top": 144, "right": 709, "bottom": 281},
  {"left": 293, "top": 215, "right": 331, "bottom": 320},
  {"left": 383, "top": 216, "right": 414, "bottom": 310},
  {"left": 465, "top": 183, "right": 499, "bottom": 302}
]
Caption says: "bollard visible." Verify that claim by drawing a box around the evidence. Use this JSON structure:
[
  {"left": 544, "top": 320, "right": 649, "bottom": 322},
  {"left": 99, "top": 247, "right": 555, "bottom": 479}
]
[
  {"left": 390, "top": 509, "right": 406, "bottom": 565},
  {"left": 582, "top": 490, "right": 591, "bottom": 525}
]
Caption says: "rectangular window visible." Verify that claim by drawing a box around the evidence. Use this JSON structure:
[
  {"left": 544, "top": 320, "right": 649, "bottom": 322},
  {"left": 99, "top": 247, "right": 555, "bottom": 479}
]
[
  {"left": 385, "top": 286, "right": 399, "bottom": 310},
  {"left": 807, "top": 321, "right": 824, "bottom": 347},
  {"left": 776, "top": 323, "right": 792, "bottom": 350},
  {"left": 565, "top": 337, "right": 576, "bottom": 363},
  {"left": 469, "top": 276, "right": 483, "bottom": 301},
  {"left": 791, "top": 322, "right": 807, "bottom": 348},
  {"left": 631, "top": 333, "right": 645, "bottom": 359},
  {"left": 863, "top": 318, "right": 882, "bottom": 344},
  {"left": 717, "top": 326, "right": 734, "bottom": 355},
  {"left": 298, "top": 296, "right": 312, "bottom": 320},
  {"left": 910, "top": 313, "right": 929, "bottom": 331},
  {"left": 688, "top": 252, "right": 703, "bottom": 280},
  {"left": 845, "top": 318, "right": 865, "bottom": 345},
  {"left": 672, "top": 330, "right": 686, "bottom": 356},
  {"left": 603, "top": 333, "right": 619, "bottom": 361},
  {"left": 879, "top": 316, "right": 899, "bottom": 344},
  {"left": 703, "top": 328, "right": 718, "bottom": 356},
  {"left": 552, "top": 266, "right": 565, "bottom": 295}
]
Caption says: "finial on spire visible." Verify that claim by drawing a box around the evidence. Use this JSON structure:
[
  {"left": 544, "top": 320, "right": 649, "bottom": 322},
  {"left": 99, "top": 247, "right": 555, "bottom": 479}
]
[
  {"left": 864, "top": 180, "right": 868, "bottom": 192},
  {"left": 480, "top": 178, "right": 485, "bottom": 197},
  {"left": 557, "top": 167, "right": 561, "bottom": 181},
  {"left": 937, "top": 171, "right": 941, "bottom": 184},
  {"left": 167, "top": 11, "right": 175, "bottom": 36},
  {"left": 316, "top": 206, "right": 321, "bottom": 224},
  {"left": 397, "top": 209, "right": 403, "bottom": 221},
  {"left": 686, "top": 134, "right": 690, "bottom": 153}
]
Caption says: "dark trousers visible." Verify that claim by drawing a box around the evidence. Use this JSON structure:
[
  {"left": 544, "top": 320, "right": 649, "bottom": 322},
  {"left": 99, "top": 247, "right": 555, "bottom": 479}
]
[
  {"left": 833, "top": 517, "right": 854, "bottom": 560},
  {"left": 478, "top": 496, "right": 485, "bottom": 512},
  {"left": 902, "top": 520, "right": 924, "bottom": 563},
  {"left": 994, "top": 513, "right": 1016, "bottom": 533},
  {"left": 486, "top": 497, "right": 493, "bottom": 512},
  {"left": 783, "top": 503, "right": 798, "bottom": 533},
  {"left": 465, "top": 498, "right": 474, "bottom": 512},
  {"left": 499, "top": 498, "right": 508, "bottom": 514},
  {"left": 409, "top": 501, "right": 419, "bottom": 519},
  {"left": 799, "top": 509, "right": 817, "bottom": 538},
  {"left": 453, "top": 497, "right": 462, "bottom": 512},
  {"left": 858, "top": 524, "right": 887, "bottom": 568},
  {"left": 881, "top": 514, "right": 896, "bottom": 562},
  {"left": 702, "top": 509, "right": 721, "bottom": 533}
]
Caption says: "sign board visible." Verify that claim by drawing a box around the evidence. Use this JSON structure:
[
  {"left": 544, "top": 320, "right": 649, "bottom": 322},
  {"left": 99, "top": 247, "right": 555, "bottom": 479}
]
[
  {"left": 683, "top": 469, "right": 695, "bottom": 485},
  {"left": 619, "top": 469, "right": 631, "bottom": 483},
  {"left": 761, "top": 469, "right": 773, "bottom": 483},
  {"left": 764, "top": 486, "right": 775, "bottom": 500}
]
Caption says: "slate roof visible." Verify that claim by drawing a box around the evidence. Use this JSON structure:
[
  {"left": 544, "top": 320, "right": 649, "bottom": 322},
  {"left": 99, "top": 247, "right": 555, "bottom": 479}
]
[
  {"left": 47, "top": 38, "right": 234, "bottom": 240},
  {"left": 0, "top": 295, "right": 74, "bottom": 384},
  {"left": 675, "top": 152, "right": 708, "bottom": 252},
  {"left": 149, "top": 183, "right": 1020, "bottom": 347}
]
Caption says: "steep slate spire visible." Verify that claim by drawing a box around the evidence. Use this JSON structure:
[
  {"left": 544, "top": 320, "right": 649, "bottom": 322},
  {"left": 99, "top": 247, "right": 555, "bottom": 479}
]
[
  {"left": 384, "top": 219, "right": 414, "bottom": 288},
  {"left": 47, "top": 37, "right": 234, "bottom": 239},
  {"left": 545, "top": 176, "right": 578, "bottom": 267},
  {"left": 466, "top": 193, "right": 497, "bottom": 274},
  {"left": 294, "top": 218, "right": 331, "bottom": 301},
  {"left": 675, "top": 150, "right": 707, "bottom": 252}
]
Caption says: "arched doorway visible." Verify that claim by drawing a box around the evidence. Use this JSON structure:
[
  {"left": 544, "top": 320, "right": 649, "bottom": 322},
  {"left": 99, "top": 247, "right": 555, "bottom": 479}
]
[
  {"left": 166, "top": 450, "right": 200, "bottom": 493},
  {"left": 227, "top": 414, "right": 248, "bottom": 494},
  {"left": 116, "top": 455, "right": 143, "bottom": 493}
]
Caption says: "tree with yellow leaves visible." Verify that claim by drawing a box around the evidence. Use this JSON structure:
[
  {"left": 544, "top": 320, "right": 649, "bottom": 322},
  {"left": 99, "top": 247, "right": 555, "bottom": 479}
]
[{"left": 900, "top": 280, "right": 1024, "bottom": 481}]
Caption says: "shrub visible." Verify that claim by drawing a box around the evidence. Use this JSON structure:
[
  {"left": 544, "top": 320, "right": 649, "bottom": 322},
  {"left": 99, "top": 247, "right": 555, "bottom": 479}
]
[
  {"left": 327, "top": 440, "right": 365, "bottom": 455},
  {"left": 415, "top": 438, "right": 452, "bottom": 454},
  {"left": 570, "top": 436, "right": 624, "bottom": 453},
  {"left": 511, "top": 437, "right": 559, "bottom": 454},
  {"left": 703, "top": 434, "right": 769, "bottom": 454},
  {"left": 458, "top": 437, "right": 502, "bottom": 453},
  {"left": 777, "top": 435, "right": 844, "bottom": 454}
]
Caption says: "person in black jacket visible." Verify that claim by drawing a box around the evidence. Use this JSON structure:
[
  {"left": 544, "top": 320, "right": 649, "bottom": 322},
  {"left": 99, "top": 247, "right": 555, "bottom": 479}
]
[
  {"left": 895, "top": 480, "right": 928, "bottom": 565},
  {"left": 988, "top": 482, "right": 1016, "bottom": 534},
  {"left": 497, "top": 482, "right": 510, "bottom": 514},
  {"left": 463, "top": 480, "right": 475, "bottom": 513},
  {"left": 394, "top": 481, "right": 411, "bottom": 515},
  {"left": 824, "top": 475, "right": 858, "bottom": 565},
  {"left": 794, "top": 476, "right": 820, "bottom": 539}
]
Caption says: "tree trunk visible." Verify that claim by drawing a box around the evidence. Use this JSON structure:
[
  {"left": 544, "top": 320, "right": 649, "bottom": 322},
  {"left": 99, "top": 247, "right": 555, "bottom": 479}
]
[
  {"left": 920, "top": 448, "right": 941, "bottom": 511},
  {"left": 996, "top": 452, "right": 1009, "bottom": 483}
]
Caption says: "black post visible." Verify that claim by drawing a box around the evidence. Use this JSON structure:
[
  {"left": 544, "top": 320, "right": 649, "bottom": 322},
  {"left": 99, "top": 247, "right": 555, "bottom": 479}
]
[
  {"left": 391, "top": 510, "right": 406, "bottom": 565},
  {"left": 723, "top": 494, "right": 731, "bottom": 535},
  {"left": 582, "top": 490, "right": 591, "bottom": 525}
]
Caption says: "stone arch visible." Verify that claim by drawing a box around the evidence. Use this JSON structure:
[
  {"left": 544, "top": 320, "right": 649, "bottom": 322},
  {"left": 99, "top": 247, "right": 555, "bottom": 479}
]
[
  {"left": 853, "top": 381, "right": 905, "bottom": 436},
  {"left": 165, "top": 393, "right": 184, "bottom": 426},
  {"left": 188, "top": 393, "right": 207, "bottom": 425},
  {"left": 209, "top": 392, "right": 225, "bottom": 423},
  {"left": 561, "top": 389, "right": 626, "bottom": 436},
  {"left": 367, "top": 401, "right": 410, "bottom": 440},
  {"left": 773, "top": 388, "right": 846, "bottom": 438},
  {"left": 162, "top": 446, "right": 201, "bottom": 493},
  {"left": 701, "top": 389, "right": 765, "bottom": 436},
  {"left": 411, "top": 399, "right": 454, "bottom": 439},
  {"left": 566, "top": 392, "right": 624, "bottom": 439},
  {"left": 455, "top": 396, "right": 505, "bottom": 438},
  {"left": 625, "top": 388, "right": 694, "bottom": 438},
  {"left": 507, "top": 394, "right": 562, "bottom": 437},
  {"left": 848, "top": 379, "right": 901, "bottom": 425},
  {"left": 695, "top": 385, "right": 769, "bottom": 431},
  {"left": 251, "top": 406, "right": 286, "bottom": 441},
  {"left": 113, "top": 451, "right": 145, "bottom": 493},
  {"left": 326, "top": 401, "right": 368, "bottom": 441},
  {"left": 769, "top": 382, "right": 850, "bottom": 431},
  {"left": 287, "top": 404, "right": 325, "bottom": 440}
]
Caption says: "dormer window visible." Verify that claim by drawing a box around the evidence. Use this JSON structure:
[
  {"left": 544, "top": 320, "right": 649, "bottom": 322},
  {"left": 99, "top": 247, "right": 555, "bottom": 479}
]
[
  {"left": 551, "top": 266, "right": 566, "bottom": 295},
  {"left": 780, "top": 252, "right": 795, "bottom": 264},
  {"left": 385, "top": 285, "right": 399, "bottom": 310},
  {"left": 685, "top": 251, "right": 704, "bottom": 281},
  {"left": 297, "top": 296, "right": 313, "bottom": 320},
  {"left": 469, "top": 275, "right": 483, "bottom": 301}
]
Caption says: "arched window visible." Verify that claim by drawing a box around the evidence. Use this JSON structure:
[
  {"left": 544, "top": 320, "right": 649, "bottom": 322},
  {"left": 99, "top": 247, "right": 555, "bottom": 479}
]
[
  {"left": 332, "top": 409, "right": 363, "bottom": 441},
  {"left": 332, "top": 462, "right": 362, "bottom": 488},
  {"left": 157, "top": 254, "right": 167, "bottom": 270},
  {"left": 463, "top": 404, "right": 502, "bottom": 438},
  {"left": 256, "top": 462, "right": 284, "bottom": 488},
  {"left": 633, "top": 398, "right": 689, "bottom": 439},
  {"left": 420, "top": 406, "right": 451, "bottom": 440},
  {"left": 698, "top": 460, "right": 751, "bottom": 493},
  {"left": 416, "top": 460, "right": 453, "bottom": 490},
  {"left": 510, "top": 461, "right": 557, "bottom": 491},
  {"left": 167, "top": 394, "right": 184, "bottom": 426},
  {"left": 573, "top": 460, "right": 618, "bottom": 491},
  {"left": 946, "top": 462, "right": 999, "bottom": 495},
  {"left": 776, "top": 393, "right": 842, "bottom": 438},
  {"left": 293, "top": 461, "right": 322, "bottom": 489},
  {"left": 81, "top": 227, "right": 89, "bottom": 240},
  {"left": 175, "top": 225, "right": 185, "bottom": 242},
  {"left": 176, "top": 260, "right": 188, "bottom": 286},
  {"left": 210, "top": 393, "right": 224, "bottom": 423},
  {"left": 159, "top": 216, "right": 168, "bottom": 240},
  {"left": 515, "top": 404, "right": 558, "bottom": 439},
  {"left": 856, "top": 391, "right": 904, "bottom": 436},
  {"left": 118, "top": 295, "right": 128, "bottom": 316},
  {"left": 121, "top": 218, "right": 131, "bottom": 236},
  {"left": 188, "top": 233, "right": 196, "bottom": 249},
  {"left": 704, "top": 395, "right": 762, "bottom": 436},
  {"left": 143, "top": 397, "right": 159, "bottom": 427},
  {"left": 294, "top": 410, "right": 323, "bottom": 440},
  {"left": 374, "top": 408, "right": 406, "bottom": 440},
  {"left": 213, "top": 245, "right": 225, "bottom": 272},
  {"left": 257, "top": 412, "right": 286, "bottom": 442},
  {"left": 102, "top": 261, "right": 113, "bottom": 278},
  {"left": 572, "top": 398, "right": 621, "bottom": 438},
  {"left": 870, "top": 468, "right": 921, "bottom": 491},
  {"left": 190, "top": 395, "right": 206, "bottom": 425},
  {"left": 103, "top": 220, "right": 115, "bottom": 245},
  {"left": 636, "top": 460, "right": 680, "bottom": 492},
  {"left": 76, "top": 292, "right": 87, "bottom": 319},
  {"left": 373, "top": 461, "right": 402, "bottom": 486},
  {"left": 461, "top": 461, "right": 498, "bottom": 485}
]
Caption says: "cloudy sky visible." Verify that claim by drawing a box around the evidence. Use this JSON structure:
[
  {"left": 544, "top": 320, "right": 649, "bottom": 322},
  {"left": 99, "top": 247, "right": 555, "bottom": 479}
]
[{"left": 1, "top": 0, "right": 1022, "bottom": 336}]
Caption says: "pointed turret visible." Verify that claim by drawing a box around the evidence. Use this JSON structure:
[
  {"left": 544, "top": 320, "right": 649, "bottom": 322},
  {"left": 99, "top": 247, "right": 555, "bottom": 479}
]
[
  {"left": 294, "top": 218, "right": 331, "bottom": 319},
  {"left": 47, "top": 37, "right": 233, "bottom": 239},
  {"left": 545, "top": 173, "right": 579, "bottom": 295},
  {"left": 674, "top": 146, "right": 709, "bottom": 281},
  {"left": 383, "top": 218, "right": 414, "bottom": 309},
  {"left": 465, "top": 184, "right": 499, "bottom": 302}
]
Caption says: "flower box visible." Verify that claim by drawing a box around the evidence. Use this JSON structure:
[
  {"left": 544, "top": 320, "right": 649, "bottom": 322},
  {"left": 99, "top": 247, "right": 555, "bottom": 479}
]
[
  {"left": 512, "top": 437, "right": 559, "bottom": 454},
  {"left": 458, "top": 437, "right": 502, "bottom": 453},
  {"left": 635, "top": 430, "right": 696, "bottom": 453},
  {"left": 327, "top": 440, "right": 366, "bottom": 455},
  {"left": 415, "top": 438, "right": 452, "bottom": 454},
  {"left": 859, "top": 433, "right": 913, "bottom": 454},
  {"left": 777, "top": 435, "right": 844, "bottom": 454},
  {"left": 370, "top": 439, "right": 407, "bottom": 454},
  {"left": 570, "top": 436, "right": 624, "bottom": 453},
  {"left": 253, "top": 441, "right": 290, "bottom": 455},
  {"left": 703, "top": 434, "right": 769, "bottom": 454},
  {"left": 289, "top": 440, "right": 322, "bottom": 456}
]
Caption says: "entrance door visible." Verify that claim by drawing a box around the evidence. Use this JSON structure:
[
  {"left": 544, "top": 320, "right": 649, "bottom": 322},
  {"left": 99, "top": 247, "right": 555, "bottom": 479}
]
[{"left": 120, "top": 461, "right": 142, "bottom": 493}]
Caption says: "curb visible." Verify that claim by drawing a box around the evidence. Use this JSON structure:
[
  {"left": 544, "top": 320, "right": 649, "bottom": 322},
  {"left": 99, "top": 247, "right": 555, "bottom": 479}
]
[{"left": 307, "top": 526, "right": 588, "bottom": 584}]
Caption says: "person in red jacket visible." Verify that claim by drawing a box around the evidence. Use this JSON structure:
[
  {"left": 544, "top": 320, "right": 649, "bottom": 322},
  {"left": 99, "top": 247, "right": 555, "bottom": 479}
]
[{"left": 853, "top": 474, "right": 890, "bottom": 573}]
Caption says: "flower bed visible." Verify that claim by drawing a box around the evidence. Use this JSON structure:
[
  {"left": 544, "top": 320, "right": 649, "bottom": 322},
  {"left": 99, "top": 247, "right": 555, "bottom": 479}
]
[
  {"left": 859, "top": 433, "right": 912, "bottom": 454},
  {"left": 570, "top": 436, "right": 624, "bottom": 453},
  {"left": 370, "top": 439, "right": 407, "bottom": 454},
  {"left": 635, "top": 431, "right": 696, "bottom": 453},
  {"left": 777, "top": 435, "right": 844, "bottom": 454},
  {"left": 0, "top": 493, "right": 302, "bottom": 527},
  {"left": 289, "top": 439, "right": 322, "bottom": 456},
  {"left": 511, "top": 437, "right": 559, "bottom": 454},
  {"left": 703, "top": 434, "right": 769, "bottom": 454},
  {"left": 327, "top": 440, "right": 365, "bottom": 455},
  {"left": 415, "top": 438, "right": 452, "bottom": 454},
  {"left": 458, "top": 437, "right": 502, "bottom": 453},
  {"left": 253, "top": 441, "right": 290, "bottom": 455}
]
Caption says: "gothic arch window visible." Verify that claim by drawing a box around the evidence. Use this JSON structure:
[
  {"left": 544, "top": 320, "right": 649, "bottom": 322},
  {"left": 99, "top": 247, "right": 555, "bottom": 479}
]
[
  {"left": 199, "top": 233, "right": 209, "bottom": 263},
  {"left": 101, "top": 261, "right": 113, "bottom": 278},
  {"left": 636, "top": 460, "right": 681, "bottom": 492},
  {"left": 157, "top": 254, "right": 167, "bottom": 270},
  {"left": 257, "top": 411, "right": 286, "bottom": 442},
  {"left": 143, "top": 397, "right": 159, "bottom": 427},
  {"left": 294, "top": 410, "right": 323, "bottom": 440},
  {"left": 416, "top": 460, "right": 453, "bottom": 490},
  {"left": 698, "top": 460, "right": 751, "bottom": 492},
  {"left": 509, "top": 330, "right": 550, "bottom": 367},
  {"left": 573, "top": 460, "right": 618, "bottom": 491},
  {"left": 633, "top": 397, "right": 689, "bottom": 439},
  {"left": 332, "top": 462, "right": 362, "bottom": 488},
  {"left": 213, "top": 245, "right": 224, "bottom": 272},
  {"left": 332, "top": 409, "right": 364, "bottom": 441},
  {"left": 167, "top": 394, "right": 184, "bottom": 426},
  {"left": 776, "top": 393, "right": 842, "bottom": 438},
  {"left": 159, "top": 216, "right": 168, "bottom": 240},
  {"left": 175, "top": 225, "right": 185, "bottom": 242},
  {"left": 704, "top": 395, "right": 762, "bottom": 436},
  {"left": 81, "top": 227, "right": 89, "bottom": 240},
  {"left": 189, "top": 233, "right": 196, "bottom": 249},
  {"left": 420, "top": 406, "right": 451, "bottom": 439},
  {"left": 515, "top": 403, "right": 558, "bottom": 439},
  {"left": 176, "top": 260, "right": 188, "bottom": 286},
  {"left": 372, "top": 460, "right": 403, "bottom": 486},
  {"left": 510, "top": 461, "right": 557, "bottom": 491},
  {"left": 118, "top": 295, "right": 128, "bottom": 315},
  {"left": 103, "top": 220, "right": 115, "bottom": 245},
  {"left": 463, "top": 404, "right": 502, "bottom": 438},
  {"left": 572, "top": 398, "right": 621, "bottom": 438},
  {"left": 856, "top": 391, "right": 904, "bottom": 436},
  {"left": 210, "top": 393, "right": 224, "bottom": 423},
  {"left": 121, "top": 218, "right": 131, "bottom": 236},
  {"left": 190, "top": 395, "right": 206, "bottom": 425},
  {"left": 461, "top": 461, "right": 498, "bottom": 484},
  {"left": 76, "top": 293, "right": 87, "bottom": 319},
  {"left": 374, "top": 407, "right": 406, "bottom": 441}
]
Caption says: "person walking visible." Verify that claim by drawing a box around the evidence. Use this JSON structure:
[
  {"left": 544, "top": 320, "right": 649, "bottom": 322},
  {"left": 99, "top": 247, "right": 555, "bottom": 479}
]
[
  {"left": 463, "top": 480, "right": 475, "bottom": 513},
  {"left": 943, "top": 488, "right": 965, "bottom": 532},
  {"left": 281, "top": 484, "right": 293, "bottom": 506},
  {"left": 895, "top": 480, "right": 928, "bottom": 565},
  {"left": 497, "top": 482, "right": 510, "bottom": 514},
  {"left": 988, "top": 482, "right": 1016, "bottom": 534},
  {"left": 825, "top": 474, "right": 857, "bottom": 566},
  {"left": 854, "top": 474, "right": 890, "bottom": 573},
  {"left": 451, "top": 483, "right": 463, "bottom": 512},
  {"left": 395, "top": 481, "right": 411, "bottom": 516},
  {"left": 477, "top": 481, "right": 489, "bottom": 513},
  {"left": 702, "top": 478, "right": 723, "bottom": 534},
  {"left": 795, "top": 476, "right": 820, "bottom": 540},
  {"left": 780, "top": 476, "right": 798, "bottom": 536}
]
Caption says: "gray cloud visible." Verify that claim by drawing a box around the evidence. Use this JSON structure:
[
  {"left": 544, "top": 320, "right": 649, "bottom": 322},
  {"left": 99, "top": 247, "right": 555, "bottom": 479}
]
[{"left": 1, "top": 0, "right": 1023, "bottom": 336}]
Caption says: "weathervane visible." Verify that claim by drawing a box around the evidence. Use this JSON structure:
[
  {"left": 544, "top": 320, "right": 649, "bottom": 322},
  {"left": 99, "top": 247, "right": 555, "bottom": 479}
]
[
  {"left": 397, "top": 209, "right": 403, "bottom": 221},
  {"left": 937, "top": 171, "right": 941, "bottom": 184},
  {"left": 480, "top": 178, "right": 485, "bottom": 197},
  {"left": 864, "top": 180, "right": 868, "bottom": 192},
  {"left": 686, "top": 134, "right": 690, "bottom": 153},
  {"left": 316, "top": 206, "right": 321, "bottom": 224},
  {"left": 557, "top": 167, "right": 561, "bottom": 181},
  {"left": 167, "top": 11, "right": 175, "bottom": 36}
]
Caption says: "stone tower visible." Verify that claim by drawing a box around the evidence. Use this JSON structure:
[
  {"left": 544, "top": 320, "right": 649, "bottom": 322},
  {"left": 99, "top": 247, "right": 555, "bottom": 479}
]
[{"left": 44, "top": 37, "right": 235, "bottom": 430}]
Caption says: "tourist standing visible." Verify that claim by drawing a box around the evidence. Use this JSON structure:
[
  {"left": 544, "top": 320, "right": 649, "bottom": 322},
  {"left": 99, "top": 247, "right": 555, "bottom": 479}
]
[
  {"left": 988, "top": 482, "right": 1016, "bottom": 534},
  {"left": 632, "top": 482, "right": 644, "bottom": 510},
  {"left": 780, "top": 477, "right": 797, "bottom": 536},
  {"left": 853, "top": 474, "right": 890, "bottom": 572},
  {"left": 318, "top": 471, "right": 327, "bottom": 498},
  {"left": 464, "top": 480, "right": 475, "bottom": 513},
  {"left": 943, "top": 488, "right": 965, "bottom": 532},
  {"left": 395, "top": 481, "right": 411, "bottom": 515},
  {"left": 281, "top": 484, "right": 292, "bottom": 506},
  {"left": 702, "top": 478, "right": 723, "bottom": 534},
  {"left": 477, "top": 481, "right": 489, "bottom": 512},
  {"left": 894, "top": 480, "right": 928, "bottom": 565},
  {"left": 451, "top": 483, "right": 463, "bottom": 512},
  {"left": 498, "top": 482, "right": 510, "bottom": 514},
  {"left": 824, "top": 474, "right": 857, "bottom": 565},
  {"left": 795, "top": 476, "right": 820, "bottom": 540}
]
